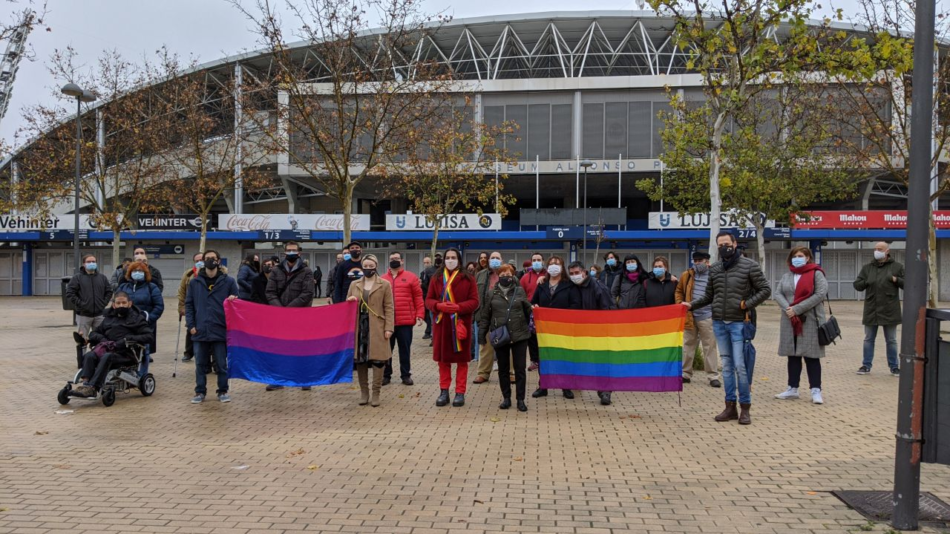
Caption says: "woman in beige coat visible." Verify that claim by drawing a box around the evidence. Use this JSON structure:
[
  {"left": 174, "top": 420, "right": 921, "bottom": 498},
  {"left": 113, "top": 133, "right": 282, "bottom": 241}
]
[{"left": 347, "top": 254, "right": 395, "bottom": 406}]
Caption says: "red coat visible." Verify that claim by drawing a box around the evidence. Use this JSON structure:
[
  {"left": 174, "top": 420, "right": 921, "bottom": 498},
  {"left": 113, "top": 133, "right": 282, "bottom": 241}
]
[
  {"left": 520, "top": 268, "right": 544, "bottom": 302},
  {"left": 425, "top": 269, "right": 479, "bottom": 364},
  {"left": 382, "top": 269, "right": 425, "bottom": 327}
]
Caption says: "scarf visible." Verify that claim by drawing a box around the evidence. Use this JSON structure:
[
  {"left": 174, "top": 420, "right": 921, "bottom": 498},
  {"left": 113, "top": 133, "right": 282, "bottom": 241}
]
[
  {"left": 435, "top": 268, "right": 463, "bottom": 352},
  {"left": 788, "top": 263, "right": 823, "bottom": 337},
  {"left": 625, "top": 271, "right": 640, "bottom": 283}
]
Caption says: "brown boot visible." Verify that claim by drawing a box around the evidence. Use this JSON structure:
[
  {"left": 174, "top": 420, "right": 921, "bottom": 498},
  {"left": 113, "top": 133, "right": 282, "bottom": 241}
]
[
  {"left": 357, "top": 364, "right": 369, "bottom": 405},
  {"left": 738, "top": 403, "right": 752, "bottom": 425},
  {"left": 370, "top": 365, "right": 383, "bottom": 407},
  {"left": 715, "top": 401, "right": 738, "bottom": 422}
]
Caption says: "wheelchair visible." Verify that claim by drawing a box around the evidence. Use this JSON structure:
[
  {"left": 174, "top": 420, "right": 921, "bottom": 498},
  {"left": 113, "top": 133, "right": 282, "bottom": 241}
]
[{"left": 57, "top": 333, "right": 157, "bottom": 407}]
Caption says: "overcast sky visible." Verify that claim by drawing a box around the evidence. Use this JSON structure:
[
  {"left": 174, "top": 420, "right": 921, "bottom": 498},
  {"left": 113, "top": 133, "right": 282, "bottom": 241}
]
[{"left": 1, "top": 0, "right": 859, "bottom": 147}]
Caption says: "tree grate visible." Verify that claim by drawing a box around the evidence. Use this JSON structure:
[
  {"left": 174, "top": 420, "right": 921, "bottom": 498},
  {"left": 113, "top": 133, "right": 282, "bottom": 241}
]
[{"left": 832, "top": 490, "right": 950, "bottom": 528}]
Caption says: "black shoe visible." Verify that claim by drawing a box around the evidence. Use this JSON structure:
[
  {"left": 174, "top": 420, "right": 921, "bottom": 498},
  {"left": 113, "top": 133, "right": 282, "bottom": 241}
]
[
  {"left": 429, "top": 341, "right": 433, "bottom": 347},
  {"left": 265, "top": 384, "right": 284, "bottom": 391},
  {"left": 382, "top": 376, "right": 391, "bottom": 386},
  {"left": 709, "top": 379, "right": 722, "bottom": 388},
  {"left": 402, "top": 377, "right": 414, "bottom": 386},
  {"left": 499, "top": 398, "right": 511, "bottom": 410},
  {"left": 452, "top": 393, "right": 465, "bottom": 407},
  {"left": 562, "top": 389, "right": 574, "bottom": 399},
  {"left": 532, "top": 388, "right": 548, "bottom": 398},
  {"left": 517, "top": 400, "right": 528, "bottom": 412},
  {"left": 436, "top": 389, "right": 450, "bottom": 407},
  {"left": 600, "top": 392, "right": 611, "bottom": 406},
  {"left": 301, "top": 386, "right": 311, "bottom": 391},
  {"left": 682, "top": 377, "right": 691, "bottom": 384},
  {"left": 890, "top": 368, "right": 901, "bottom": 377},
  {"left": 181, "top": 355, "right": 193, "bottom": 362},
  {"left": 422, "top": 334, "right": 432, "bottom": 340}
]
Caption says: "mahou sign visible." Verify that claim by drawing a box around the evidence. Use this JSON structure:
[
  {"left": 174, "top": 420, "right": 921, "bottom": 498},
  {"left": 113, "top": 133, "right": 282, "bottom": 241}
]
[
  {"left": 793, "top": 210, "right": 950, "bottom": 229},
  {"left": 218, "top": 214, "right": 371, "bottom": 232}
]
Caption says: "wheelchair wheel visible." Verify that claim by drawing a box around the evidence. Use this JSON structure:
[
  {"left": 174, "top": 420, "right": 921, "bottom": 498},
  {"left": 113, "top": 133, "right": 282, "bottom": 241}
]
[
  {"left": 139, "top": 374, "right": 156, "bottom": 397},
  {"left": 57, "top": 387, "right": 70, "bottom": 405},
  {"left": 102, "top": 389, "right": 116, "bottom": 407}
]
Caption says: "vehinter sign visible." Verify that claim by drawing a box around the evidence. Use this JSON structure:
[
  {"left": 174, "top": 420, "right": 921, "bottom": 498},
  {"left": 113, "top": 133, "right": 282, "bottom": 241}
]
[
  {"left": 648, "top": 211, "right": 776, "bottom": 230},
  {"left": 385, "top": 213, "right": 501, "bottom": 231},
  {"left": 137, "top": 214, "right": 206, "bottom": 230},
  {"left": 0, "top": 213, "right": 97, "bottom": 231},
  {"left": 218, "top": 214, "right": 371, "bottom": 232}
]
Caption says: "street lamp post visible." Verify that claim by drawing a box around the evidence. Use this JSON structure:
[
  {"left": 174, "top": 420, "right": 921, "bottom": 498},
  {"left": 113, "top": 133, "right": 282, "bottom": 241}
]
[
  {"left": 60, "top": 83, "right": 96, "bottom": 275},
  {"left": 580, "top": 159, "right": 594, "bottom": 265}
]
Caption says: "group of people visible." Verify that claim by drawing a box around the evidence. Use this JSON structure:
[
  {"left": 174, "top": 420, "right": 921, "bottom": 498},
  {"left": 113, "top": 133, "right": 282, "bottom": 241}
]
[{"left": 63, "top": 235, "right": 905, "bottom": 424}]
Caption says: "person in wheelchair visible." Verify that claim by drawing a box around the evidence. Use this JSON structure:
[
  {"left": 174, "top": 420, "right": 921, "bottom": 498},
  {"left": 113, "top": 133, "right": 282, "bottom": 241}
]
[{"left": 73, "top": 292, "right": 153, "bottom": 397}]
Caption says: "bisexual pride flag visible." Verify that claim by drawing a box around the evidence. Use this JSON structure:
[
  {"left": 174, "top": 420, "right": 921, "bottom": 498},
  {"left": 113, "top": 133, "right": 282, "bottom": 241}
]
[
  {"left": 225, "top": 299, "right": 357, "bottom": 387},
  {"left": 535, "top": 304, "right": 686, "bottom": 392}
]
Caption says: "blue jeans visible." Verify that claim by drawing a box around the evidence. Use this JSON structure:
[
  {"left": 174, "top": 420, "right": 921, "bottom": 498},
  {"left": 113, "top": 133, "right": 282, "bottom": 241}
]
[
  {"left": 195, "top": 341, "right": 228, "bottom": 395},
  {"left": 862, "top": 325, "right": 899, "bottom": 371},
  {"left": 471, "top": 321, "right": 479, "bottom": 361},
  {"left": 713, "top": 321, "right": 751, "bottom": 404}
]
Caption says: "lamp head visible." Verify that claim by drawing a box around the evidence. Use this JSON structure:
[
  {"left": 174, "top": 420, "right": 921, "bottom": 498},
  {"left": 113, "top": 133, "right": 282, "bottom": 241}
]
[
  {"left": 580, "top": 159, "right": 594, "bottom": 169},
  {"left": 80, "top": 90, "right": 97, "bottom": 103},
  {"left": 60, "top": 83, "right": 83, "bottom": 98}
]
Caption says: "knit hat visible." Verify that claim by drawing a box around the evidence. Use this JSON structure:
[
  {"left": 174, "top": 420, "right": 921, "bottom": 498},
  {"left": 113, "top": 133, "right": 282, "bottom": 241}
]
[{"left": 361, "top": 254, "right": 379, "bottom": 269}]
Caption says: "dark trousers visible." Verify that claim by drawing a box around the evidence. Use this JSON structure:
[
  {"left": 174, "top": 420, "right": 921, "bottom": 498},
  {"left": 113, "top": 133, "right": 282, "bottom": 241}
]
[
  {"left": 195, "top": 341, "right": 229, "bottom": 395},
  {"left": 384, "top": 325, "right": 414, "bottom": 380},
  {"left": 184, "top": 328, "right": 194, "bottom": 357},
  {"left": 315, "top": 283, "right": 322, "bottom": 298},
  {"left": 80, "top": 351, "right": 114, "bottom": 389},
  {"left": 424, "top": 311, "right": 432, "bottom": 336},
  {"left": 787, "top": 356, "right": 822, "bottom": 389},
  {"left": 497, "top": 339, "right": 528, "bottom": 401},
  {"left": 527, "top": 333, "right": 539, "bottom": 363}
]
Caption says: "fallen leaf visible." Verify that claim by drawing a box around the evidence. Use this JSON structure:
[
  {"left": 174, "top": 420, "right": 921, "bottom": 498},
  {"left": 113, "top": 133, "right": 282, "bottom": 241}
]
[
  {"left": 349, "top": 386, "right": 359, "bottom": 390},
  {"left": 287, "top": 448, "right": 305, "bottom": 457},
  {"left": 806, "top": 491, "right": 817, "bottom": 495},
  {"left": 513, "top": 457, "right": 523, "bottom": 462},
  {"left": 0, "top": 507, "right": 8, "bottom": 513},
  {"left": 642, "top": 495, "right": 652, "bottom": 500},
  {"left": 414, "top": 392, "right": 421, "bottom": 397},
  {"left": 489, "top": 417, "right": 500, "bottom": 423},
  {"left": 619, "top": 416, "right": 626, "bottom": 420},
  {"left": 398, "top": 394, "right": 405, "bottom": 398},
  {"left": 307, "top": 465, "right": 319, "bottom": 470},
  {"left": 474, "top": 499, "right": 484, "bottom": 504},
  {"left": 759, "top": 377, "right": 770, "bottom": 381},
  {"left": 54, "top": 410, "right": 74, "bottom": 415},
  {"left": 230, "top": 465, "right": 250, "bottom": 470},
  {"left": 34, "top": 431, "right": 48, "bottom": 435}
]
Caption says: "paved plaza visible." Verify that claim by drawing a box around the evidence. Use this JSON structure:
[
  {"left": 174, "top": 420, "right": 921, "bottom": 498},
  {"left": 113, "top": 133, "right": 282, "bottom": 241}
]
[{"left": 1, "top": 296, "right": 949, "bottom": 534}]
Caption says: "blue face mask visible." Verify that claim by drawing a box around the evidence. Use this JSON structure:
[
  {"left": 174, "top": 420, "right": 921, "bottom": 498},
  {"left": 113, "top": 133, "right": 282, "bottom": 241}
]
[
  {"left": 85, "top": 262, "right": 97, "bottom": 272},
  {"left": 606, "top": 258, "right": 617, "bottom": 267},
  {"left": 625, "top": 262, "right": 637, "bottom": 272},
  {"left": 653, "top": 267, "right": 666, "bottom": 278},
  {"left": 195, "top": 261, "right": 205, "bottom": 269},
  {"left": 343, "top": 253, "right": 352, "bottom": 261},
  {"left": 489, "top": 258, "right": 502, "bottom": 269},
  {"left": 590, "top": 269, "right": 597, "bottom": 277},
  {"left": 532, "top": 261, "right": 543, "bottom": 272},
  {"left": 791, "top": 257, "right": 807, "bottom": 268},
  {"left": 131, "top": 271, "right": 145, "bottom": 282}
]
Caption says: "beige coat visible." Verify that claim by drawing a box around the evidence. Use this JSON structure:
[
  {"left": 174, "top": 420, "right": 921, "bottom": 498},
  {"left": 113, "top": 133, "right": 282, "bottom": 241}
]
[{"left": 347, "top": 277, "right": 395, "bottom": 362}]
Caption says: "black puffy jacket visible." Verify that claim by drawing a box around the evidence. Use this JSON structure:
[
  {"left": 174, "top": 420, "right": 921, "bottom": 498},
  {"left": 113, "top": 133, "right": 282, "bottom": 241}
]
[
  {"left": 87, "top": 305, "right": 153, "bottom": 357},
  {"left": 266, "top": 260, "right": 315, "bottom": 307},
  {"left": 65, "top": 270, "right": 113, "bottom": 317},
  {"left": 531, "top": 279, "right": 581, "bottom": 310},
  {"left": 690, "top": 255, "right": 771, "bottom": 322},
  {"left": 578, "top": 277, "right": 616, "bottom": 310},
  {"left": 643, "top": 276, "right": 677, "bottom": 308}
]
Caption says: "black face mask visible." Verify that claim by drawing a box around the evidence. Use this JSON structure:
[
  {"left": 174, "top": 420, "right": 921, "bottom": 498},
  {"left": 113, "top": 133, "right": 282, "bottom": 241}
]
[
  {"left": 362, "top": 269, "right": 376, "bottom": 278},
  {"left": 389, "top": 260, "right": 401, "bottom": 269},
  {"left": 350, "top": 250, "right": 361, "bottom": 260},
  {"left": 205, "top": 259, "right": 220, "bottom": 270},
  {"left": 115, "top": 307, "right": 129, "bottom": 318},
  {"left": 499, "top": 277, "right": 514, "bottom": 288},
  {"left": 285, "top": 252, "right": 299, "bottom": 262},
  {"left": 719, "top": 245, "right": 736, "bottom": 260},
  {"left": 434, "top": 258, "right": 443, "bottom": 266},
  {"left": 263, "top": 265, "right": 272, "bottom": 274}
]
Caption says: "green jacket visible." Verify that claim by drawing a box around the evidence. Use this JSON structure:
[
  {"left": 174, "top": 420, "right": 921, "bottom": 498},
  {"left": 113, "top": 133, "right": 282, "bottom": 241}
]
[{"left": 853, "top": 256, "right": 904, "bottom": 326}]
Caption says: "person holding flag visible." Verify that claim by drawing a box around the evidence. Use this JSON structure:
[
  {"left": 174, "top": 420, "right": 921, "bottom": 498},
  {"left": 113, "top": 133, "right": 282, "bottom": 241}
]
[{"left": 426, "top": 248, "right": 479, "bottom": 408}]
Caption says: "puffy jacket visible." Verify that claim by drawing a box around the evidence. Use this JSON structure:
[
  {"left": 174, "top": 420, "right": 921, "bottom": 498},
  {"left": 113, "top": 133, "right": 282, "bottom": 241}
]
[
  {"left": 65, "top": 269, "right": 112, "bottom": 317},
  {"left": 478, "top": 285, "right": 533, "bottom": 345},
  {"left": 116, "top": 280, "right": 164, "bottom": 324},
  {"left": 643, "top": 275, "right": 677, "bottom": 307},
  {"left": 266, "top": 259, "right": 314, "bottom": 307},
  {"left": 382, "top": 269, "right": 425, "bottom": 327},
  {"left": 178, "top": 265, "right": 228, "bottom": 316},
  {"left": 690, "top": 255, "right": 771, "bottom": 322},
  {"left": 519, "top": 268, "right": 545, "bottom": 302},
  {"left": 531, "top": 279, "right": 581, "bottom": 310},
  {"left": 186, "top": 270, "right": 238, "bottom": 342},
  {"left": 853, "top": 256, "right": 904, "bottom": 326},
  {"left": 87, "top": 305, "right": 153, "bottom": 357},
  {"left": 237, "top": 263, "right": 258, "bottom": 300},
  {"left": 578, "top": 276, "right": 615, "bottom": 310},
  {"left": 475, "top": 268, "right": 500, "bottom": 314}
]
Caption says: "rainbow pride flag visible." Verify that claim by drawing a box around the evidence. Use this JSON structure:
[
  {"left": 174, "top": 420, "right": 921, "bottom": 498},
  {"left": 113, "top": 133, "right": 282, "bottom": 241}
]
[
  {"left": 535, "top": 304, "right": 686, "bottom": 392},
  {"left": 225, "top": 299, "right": 357, "bottom": 387}
]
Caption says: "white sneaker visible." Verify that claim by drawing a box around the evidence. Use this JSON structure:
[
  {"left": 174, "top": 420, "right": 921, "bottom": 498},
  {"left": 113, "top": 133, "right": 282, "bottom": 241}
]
[
  {"left": 775, "top": 386, "right": 799, "bottom": 400},
  {"left": 811, "top": 388, "right": 823, "bottom": 404}
]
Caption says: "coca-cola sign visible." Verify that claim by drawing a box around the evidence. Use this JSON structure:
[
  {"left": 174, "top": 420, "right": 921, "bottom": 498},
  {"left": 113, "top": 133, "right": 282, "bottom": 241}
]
[{"left": 218, "top": 214, "right": 371, "bottom": 232}]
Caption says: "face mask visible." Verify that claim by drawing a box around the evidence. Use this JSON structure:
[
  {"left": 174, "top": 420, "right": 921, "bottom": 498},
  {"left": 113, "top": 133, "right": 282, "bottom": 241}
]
[
  {"left": 653, "top": 267, "right": 666, "bottom": 278},
  {"left": 205, "top": 259, "right": 220, "bottom": 270},
  {"left": 115, "top": 307, "right": 129, "bottom": 318},
  {"left": 286, "top": 252, "right": 299, "bottom": 262},
  {"left": 195, "top": 261, "right": 205, "bottom": 270},
  {"left": 489, "top": 258, "right": 502, "bottom": 269},
  {"left": 719, "top": 245, "right": 736, "bottom": 260},
  {"left": 569, "top": 274, "right": 585, "bottom": 285},
  {"left": 532, "top": 261, "right": 543, "bottom": 271},
  {"left": 362, "top": 268, "right": 376, "bottom": 278},
  {"left": 694, "top": 262, "right": 708, "bottom": 274},
  {"left": 606, "top": 258, "right": 617, "bottom": 267},
  {"left": 350, "top": 250, "right": 361, "bottom": 260},
  {"left": 499, "top": 276, "right": 514, "bottom": 287},
  {"left": 444, "top": 259, "right": 458, "bottom": 271},
  {"left": 390, "top": 260, "right": 401, "bottom": 270},
  {"left": 134, "top": 254, "right": 146, "bottom": 261},
  {"left": 435, "top": 258, "right": 443, "bottom": 266},
  {"left": 131, "top": 271, "right": 145, "bottom": 282},
  {"left": 874, "top": 250, "right": 886, "bottom": 261},
  {"left": 85, "top": 262, "right": 97, "bottom": 272},
  {"left": 790, "top": 257, "right": 807, "bottom": 268},
  {"left": 590, "top": 269, "right": 597, "bottom": 277},
  {"left": 263, "top": 265, "right": 272, "bottom": 274},
  {"left": 625, "top": 262, "right": 637, "bottom": 272},
  {"left": 547, "top": 264, "right": 561, "bottom": 277},
  {"left": 343, "top": 253, "right": 352, "bottom": 261}
]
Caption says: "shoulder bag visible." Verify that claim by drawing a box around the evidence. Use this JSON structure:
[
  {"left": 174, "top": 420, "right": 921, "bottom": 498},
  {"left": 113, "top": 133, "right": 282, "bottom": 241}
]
[
  {"left": 489, "top": 291, "right": 516, "bottom": 349},
  {"left": 817, "top": 299, "right": 842, "bottom": 346}
]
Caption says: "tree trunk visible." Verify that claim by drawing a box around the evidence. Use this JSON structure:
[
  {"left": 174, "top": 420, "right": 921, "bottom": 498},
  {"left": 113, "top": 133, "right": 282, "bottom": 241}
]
[
  {"left": 431, "top": 222, "right": 441, "bottom": 261},
  {"left": 929, "top": 212, "right": 938, "bottom": 308},
  {"left": 708, "top": 112, "right": 727, "bottom": 261},
  {"left": 112, "top": 228, "right": 121, "bottom": 271},
  {"left": 199, "top": 214, "right": 208, "bottom": 254},
  {"left": 754, "top": 219, "right": 767, "bottom": 282},
  {"left": 342, "top": 181, "right": 355, "bottom": 246}
]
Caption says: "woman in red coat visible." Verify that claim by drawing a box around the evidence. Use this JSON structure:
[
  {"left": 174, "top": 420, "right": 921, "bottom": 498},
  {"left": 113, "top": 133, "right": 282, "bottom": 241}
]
[{"left": 426, "top": 248, "right": 479, "bottom": 407}]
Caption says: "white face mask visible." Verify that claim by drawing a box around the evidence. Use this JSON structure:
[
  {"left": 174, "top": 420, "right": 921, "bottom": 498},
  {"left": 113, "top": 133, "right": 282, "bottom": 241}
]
[
  {"left": 444, "top": 259, "right": 459, "bottom": 271},
  {"left": 569, "top": 274, "right": 585, "bottom": 285},
  {"left": 874, "top": 250, "right": 886, "bottom": 260},
  {"left": 547, "top": 264, "right": 561, "bottom": 277},
  {"left": 134, "top": 254, "right": 146, "bottom": 261}
]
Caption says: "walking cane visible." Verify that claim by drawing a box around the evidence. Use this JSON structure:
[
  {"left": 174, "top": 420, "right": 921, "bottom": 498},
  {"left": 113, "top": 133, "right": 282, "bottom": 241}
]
[{"left": 173, "top": 314, "right": 182, "bottom": 378}]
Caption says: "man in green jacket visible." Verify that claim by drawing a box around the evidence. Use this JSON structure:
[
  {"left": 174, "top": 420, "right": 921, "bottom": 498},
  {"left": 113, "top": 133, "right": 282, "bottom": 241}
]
[{"left": 854, "top": 242, "right": 904, "bottom": 376}]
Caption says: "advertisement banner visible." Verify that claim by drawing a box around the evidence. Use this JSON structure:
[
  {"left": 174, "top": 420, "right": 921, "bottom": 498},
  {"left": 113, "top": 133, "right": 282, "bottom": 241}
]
[
  {"left": 793, "top": 210, "right": 950, "bottom": 229},
  {"left": 137, "top": 214, "right": 206, "bottom": 230},
  {"left": 0, "top": 213, "right": 98, "bottom": 231},
  {"left": 385, "top": 213, "right": 501, "bottom": 231},
  {"left": 218, "top": 213, "right": 371, "bottom": 232},
  {"left": 648, "top": 211, "right": 776, "bottom": 230}
]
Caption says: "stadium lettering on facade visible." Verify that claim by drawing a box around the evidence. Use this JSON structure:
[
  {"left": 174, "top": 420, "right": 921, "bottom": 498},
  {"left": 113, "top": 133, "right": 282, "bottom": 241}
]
[{"left": 385, "top": 213, "right": 501, "bottom": 231}]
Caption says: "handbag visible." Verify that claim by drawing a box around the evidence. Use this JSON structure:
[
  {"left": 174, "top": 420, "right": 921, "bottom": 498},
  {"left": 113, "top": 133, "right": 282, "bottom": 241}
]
[
  {"left": 489, "top": 291, "right": 516, "bottom": 349},
  {"left": 817, "top": 299, "right": 842, "bottom": 346}
]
